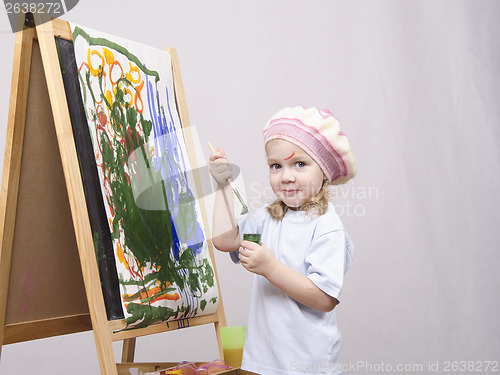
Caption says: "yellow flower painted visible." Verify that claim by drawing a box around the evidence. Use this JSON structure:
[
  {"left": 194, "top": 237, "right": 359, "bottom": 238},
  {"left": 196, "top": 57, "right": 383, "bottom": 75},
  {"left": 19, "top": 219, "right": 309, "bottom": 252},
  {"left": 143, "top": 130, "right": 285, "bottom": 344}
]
[
  {"left": 87, "top": 49, "right": 105, "bottom": 77},
  {"left": 103, "top": 47, "right": 115, "bottom": 65}
]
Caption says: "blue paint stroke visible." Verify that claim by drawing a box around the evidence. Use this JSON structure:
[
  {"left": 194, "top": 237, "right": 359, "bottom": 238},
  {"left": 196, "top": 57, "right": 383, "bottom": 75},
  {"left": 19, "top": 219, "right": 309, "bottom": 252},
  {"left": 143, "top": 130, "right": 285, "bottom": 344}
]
[{"left": 145, "top": 71, "right": 207, "bottom": 313}]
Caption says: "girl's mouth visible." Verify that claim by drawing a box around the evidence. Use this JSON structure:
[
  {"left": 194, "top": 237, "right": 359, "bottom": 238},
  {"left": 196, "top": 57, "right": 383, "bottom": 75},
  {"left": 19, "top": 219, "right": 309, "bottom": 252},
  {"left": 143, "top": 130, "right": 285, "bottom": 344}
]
[{"left": 281, "top": 189, "right": 300, "bottom": 196}]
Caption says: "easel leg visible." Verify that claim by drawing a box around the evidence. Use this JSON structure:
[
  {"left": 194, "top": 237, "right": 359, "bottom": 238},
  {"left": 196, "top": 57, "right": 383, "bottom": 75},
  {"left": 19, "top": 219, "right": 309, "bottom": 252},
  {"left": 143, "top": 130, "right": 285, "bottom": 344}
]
[
  {"left": 0, "top": 17, "right": 35, "bottom": 360},
  {"left": 121, "top": 338, "right": 136, "bottom": 363},
  {"left": 35, "top": 15, "right": 118, "bottom": 374}
]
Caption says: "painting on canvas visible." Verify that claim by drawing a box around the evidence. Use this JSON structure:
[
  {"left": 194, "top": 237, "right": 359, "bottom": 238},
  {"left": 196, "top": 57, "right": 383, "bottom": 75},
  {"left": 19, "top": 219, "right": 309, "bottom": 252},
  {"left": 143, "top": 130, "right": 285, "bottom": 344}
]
[{"left": 71, "top": 25, "right": 218, "bottom": 328}]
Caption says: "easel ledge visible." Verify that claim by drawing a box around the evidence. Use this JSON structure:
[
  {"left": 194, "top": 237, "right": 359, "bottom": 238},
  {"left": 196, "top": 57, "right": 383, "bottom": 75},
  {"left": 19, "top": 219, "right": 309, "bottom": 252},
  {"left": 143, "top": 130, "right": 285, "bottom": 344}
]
[
  {"left": 0, "top": 15, "right": 230, "bottom": 374},
  {"left": 116, "top": 363, "right": 255, "bottom": 375},
  {"left": 3, "top": 313, "right": 227, "bottom": 345}
]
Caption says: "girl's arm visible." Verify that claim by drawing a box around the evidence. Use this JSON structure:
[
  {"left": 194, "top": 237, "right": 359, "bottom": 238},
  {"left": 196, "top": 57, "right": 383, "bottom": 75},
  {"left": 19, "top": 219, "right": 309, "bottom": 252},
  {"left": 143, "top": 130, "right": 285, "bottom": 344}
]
[
  {"left": 239, "top": 241, "right": 338, "bottom": 312},
  {"left": 209, "top": 148, "right": 240, "bottom": 252}
]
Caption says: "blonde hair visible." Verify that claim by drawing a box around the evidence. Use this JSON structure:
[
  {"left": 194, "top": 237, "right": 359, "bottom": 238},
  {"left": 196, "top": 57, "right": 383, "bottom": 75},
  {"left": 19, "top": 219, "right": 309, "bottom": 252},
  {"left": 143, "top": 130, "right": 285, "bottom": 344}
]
[{"left": 266, "top": 179, "right": 329, "bottom": 221}]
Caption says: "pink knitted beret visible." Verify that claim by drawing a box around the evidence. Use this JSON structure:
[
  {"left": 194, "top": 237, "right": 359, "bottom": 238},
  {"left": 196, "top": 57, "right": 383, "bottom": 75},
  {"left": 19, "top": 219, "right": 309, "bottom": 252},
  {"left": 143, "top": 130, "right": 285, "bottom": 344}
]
[{"left": 263, "top": 107, "right": 357, "bottom": 185}]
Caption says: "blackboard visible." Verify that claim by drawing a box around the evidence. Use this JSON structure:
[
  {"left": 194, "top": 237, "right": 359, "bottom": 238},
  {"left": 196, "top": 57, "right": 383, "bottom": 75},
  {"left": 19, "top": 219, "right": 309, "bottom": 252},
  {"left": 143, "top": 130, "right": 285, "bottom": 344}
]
[{"left": 56, "top": 37, "right": 123, "bottom": 321}]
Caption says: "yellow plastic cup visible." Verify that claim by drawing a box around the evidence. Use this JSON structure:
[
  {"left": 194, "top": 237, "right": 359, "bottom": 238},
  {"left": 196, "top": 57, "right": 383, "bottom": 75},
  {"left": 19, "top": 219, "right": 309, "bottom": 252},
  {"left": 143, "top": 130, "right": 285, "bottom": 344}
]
[{"left": 220, "top": 325, "right": 247, "bottom": 368}]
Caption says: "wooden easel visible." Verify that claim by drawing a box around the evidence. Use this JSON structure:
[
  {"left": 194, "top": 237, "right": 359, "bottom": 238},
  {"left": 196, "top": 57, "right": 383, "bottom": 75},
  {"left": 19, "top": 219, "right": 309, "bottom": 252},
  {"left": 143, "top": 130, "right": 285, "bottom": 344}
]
[{"left": 0, "top": 15, "right": 232, "bottom": 375}]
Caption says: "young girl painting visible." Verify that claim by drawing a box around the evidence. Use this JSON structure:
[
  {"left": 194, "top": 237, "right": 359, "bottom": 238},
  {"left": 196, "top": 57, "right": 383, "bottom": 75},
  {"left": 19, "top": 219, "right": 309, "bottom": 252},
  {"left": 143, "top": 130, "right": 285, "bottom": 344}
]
[{"left": 209, "top": 107, "right": 356, "bottom": 375}]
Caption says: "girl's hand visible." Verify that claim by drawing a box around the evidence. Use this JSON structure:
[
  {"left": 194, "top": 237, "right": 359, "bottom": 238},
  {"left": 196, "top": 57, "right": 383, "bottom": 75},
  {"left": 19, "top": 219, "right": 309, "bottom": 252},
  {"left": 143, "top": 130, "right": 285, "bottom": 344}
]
[
  {"left": 239, "top": 240, "right": 278, "bottom": 278},
  {"left": 209, "top": 147, "right": 232, "bottom": 187}
]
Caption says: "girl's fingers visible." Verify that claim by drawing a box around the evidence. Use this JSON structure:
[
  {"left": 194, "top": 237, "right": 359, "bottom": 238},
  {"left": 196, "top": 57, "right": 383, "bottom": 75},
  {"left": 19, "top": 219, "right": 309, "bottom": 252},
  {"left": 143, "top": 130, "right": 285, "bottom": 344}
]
[
  {"left": 212, "top": 162, "right": 231, "bottom": 173},
  {"left": 239, "top": 246, "right": 251, "bottom": 259},
  {"left": 216, "top": 147, "right": 226, "bottom": 157},
  {"left": 209, "top": 155, "right": 232, "bottom": 183},
  {"left": 240, "top": 240, "right": 258, "bottom": 250},
  {"left": 209, "top": 153, "right": 225, "bottom": 163},
  {"left": 209, "top": 147, "right": 227, "bottom": 162}
]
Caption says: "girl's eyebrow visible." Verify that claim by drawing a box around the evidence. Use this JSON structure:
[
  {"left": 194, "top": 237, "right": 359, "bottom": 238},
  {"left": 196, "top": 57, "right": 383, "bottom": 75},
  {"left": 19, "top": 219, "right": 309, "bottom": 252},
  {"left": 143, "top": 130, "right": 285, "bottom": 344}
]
[{"left": 283, "top": 152, "right": 295, "bottom": 160}]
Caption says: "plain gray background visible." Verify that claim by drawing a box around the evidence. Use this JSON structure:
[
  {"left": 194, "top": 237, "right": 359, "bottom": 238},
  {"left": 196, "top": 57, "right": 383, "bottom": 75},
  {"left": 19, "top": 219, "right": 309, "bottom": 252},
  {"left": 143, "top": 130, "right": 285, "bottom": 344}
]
[{"left": 0, "top": 1, "right": 499, "bottom": 374}]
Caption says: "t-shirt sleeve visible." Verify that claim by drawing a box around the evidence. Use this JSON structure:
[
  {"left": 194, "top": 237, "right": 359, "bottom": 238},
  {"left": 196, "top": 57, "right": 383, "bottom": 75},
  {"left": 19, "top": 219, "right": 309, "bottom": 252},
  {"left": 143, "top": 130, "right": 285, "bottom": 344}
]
[{"left": 305, "top": 229, "right": 354, "bottom": 301}]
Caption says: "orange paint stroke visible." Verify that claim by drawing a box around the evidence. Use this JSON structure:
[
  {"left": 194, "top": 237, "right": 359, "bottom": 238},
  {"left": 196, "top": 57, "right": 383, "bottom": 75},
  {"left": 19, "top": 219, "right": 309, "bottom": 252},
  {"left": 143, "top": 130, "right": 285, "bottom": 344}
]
[
  {"left": 116, "top": 243, "right": 131, "bottom": 273},
  {"left": 109, "top": 60, "right": 123, "bottom": 84},
  {"left": 78, "top": 61, "right": 89, "bottom": 72},
  {"left": 122, "top": 285, "right": 179, "bottom": 303},
  {"left": 149, "top": 293, "right": 180, "bottom": 303},
  {"left": 284, "top": 152, "right": 295, "bottom": 160},
  {"left": 134, "top": 81, "right": 144, "bottom": 113}
]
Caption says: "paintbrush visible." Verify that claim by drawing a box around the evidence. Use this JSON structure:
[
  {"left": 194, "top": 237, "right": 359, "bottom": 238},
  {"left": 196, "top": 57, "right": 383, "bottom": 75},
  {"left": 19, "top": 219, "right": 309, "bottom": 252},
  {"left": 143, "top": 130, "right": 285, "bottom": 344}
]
[{"left": 208, "top": 141, "right": 249, "bottom": 215}]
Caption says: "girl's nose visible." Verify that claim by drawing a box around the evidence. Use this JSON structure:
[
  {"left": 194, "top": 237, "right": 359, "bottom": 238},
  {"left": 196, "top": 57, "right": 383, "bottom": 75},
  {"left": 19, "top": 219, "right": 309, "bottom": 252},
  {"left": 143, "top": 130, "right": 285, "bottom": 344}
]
[{"left": 281, "top": 167, "right": 295, "bottom": 183}]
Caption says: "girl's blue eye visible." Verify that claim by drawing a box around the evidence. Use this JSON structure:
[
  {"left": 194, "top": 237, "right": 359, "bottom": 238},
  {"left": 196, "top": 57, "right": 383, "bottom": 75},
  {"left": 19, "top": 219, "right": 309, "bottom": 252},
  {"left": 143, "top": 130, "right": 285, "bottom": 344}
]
[
  {"left": 295, "top": 161, "right": 306, "bottom": 168},
  {"left": 270, "top": 164, "right": 281, "bottom": 170}
]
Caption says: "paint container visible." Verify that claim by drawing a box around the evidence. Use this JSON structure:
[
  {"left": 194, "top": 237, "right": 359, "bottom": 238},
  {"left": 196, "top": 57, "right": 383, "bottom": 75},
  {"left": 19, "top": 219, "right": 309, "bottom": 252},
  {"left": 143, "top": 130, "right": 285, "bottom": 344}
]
[
  {"left": 144, "top": 369, "right": 182, "bottom": 375},
  {"left": 243, "top": 233, "right": 261, "bottom": 244},
  {"left": 220, "top": 325, "right": 247, "bottom": 368}
]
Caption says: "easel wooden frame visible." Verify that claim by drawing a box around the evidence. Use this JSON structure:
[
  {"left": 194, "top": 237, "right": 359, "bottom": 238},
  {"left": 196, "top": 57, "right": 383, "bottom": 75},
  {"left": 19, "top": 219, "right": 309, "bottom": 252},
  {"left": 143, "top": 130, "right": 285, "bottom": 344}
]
[{"left": 0, "top": 15, "right": 232, "bottom": 375}]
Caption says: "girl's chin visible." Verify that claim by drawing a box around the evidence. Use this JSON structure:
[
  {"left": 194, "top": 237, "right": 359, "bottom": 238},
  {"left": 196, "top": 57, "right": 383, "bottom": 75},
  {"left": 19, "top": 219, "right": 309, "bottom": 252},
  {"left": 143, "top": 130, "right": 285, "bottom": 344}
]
[
  {"left": 273, "top": 191, "right": 307, "bottom": 208},
  {"left": 280, "top": 197, "right": 306, "bottom": 208}
]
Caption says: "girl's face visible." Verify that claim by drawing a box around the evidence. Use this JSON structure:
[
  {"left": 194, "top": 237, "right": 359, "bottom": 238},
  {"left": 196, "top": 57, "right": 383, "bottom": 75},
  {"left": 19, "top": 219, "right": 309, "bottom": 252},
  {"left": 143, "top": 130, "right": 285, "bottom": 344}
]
[{"left": 266, "top": 139, "right": 326, "bottom": 208}]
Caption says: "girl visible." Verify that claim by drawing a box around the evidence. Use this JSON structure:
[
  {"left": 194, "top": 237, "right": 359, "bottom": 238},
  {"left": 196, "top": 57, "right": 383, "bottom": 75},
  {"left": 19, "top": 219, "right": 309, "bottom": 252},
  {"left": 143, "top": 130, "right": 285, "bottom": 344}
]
[{"left": 209, "top": 107, "right": 356, "bottom": 375}]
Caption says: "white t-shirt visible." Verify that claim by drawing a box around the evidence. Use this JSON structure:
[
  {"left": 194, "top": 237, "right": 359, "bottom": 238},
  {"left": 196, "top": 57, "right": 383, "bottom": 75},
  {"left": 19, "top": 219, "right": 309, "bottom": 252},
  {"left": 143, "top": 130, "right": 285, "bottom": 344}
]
[{"left": 234, "top": 203, "right": 354, "bottom": 375}]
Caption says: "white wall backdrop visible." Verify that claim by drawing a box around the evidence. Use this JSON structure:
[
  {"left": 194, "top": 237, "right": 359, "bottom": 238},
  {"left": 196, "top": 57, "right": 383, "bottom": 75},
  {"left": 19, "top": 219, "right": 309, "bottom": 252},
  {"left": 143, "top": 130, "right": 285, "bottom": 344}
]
[{"left": 0, "top": 1, "right": 499, "bottom": 374}]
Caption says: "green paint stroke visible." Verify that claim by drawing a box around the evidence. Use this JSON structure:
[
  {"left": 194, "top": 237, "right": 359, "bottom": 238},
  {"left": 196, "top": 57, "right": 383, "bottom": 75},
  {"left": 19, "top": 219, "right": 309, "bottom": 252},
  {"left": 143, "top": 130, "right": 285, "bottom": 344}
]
[
  {"left": 126, "top": 303, "right": 190, "bottom": 329},
  {"left": 73, "top": 26, "right": 160, "bottom": 82}
]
